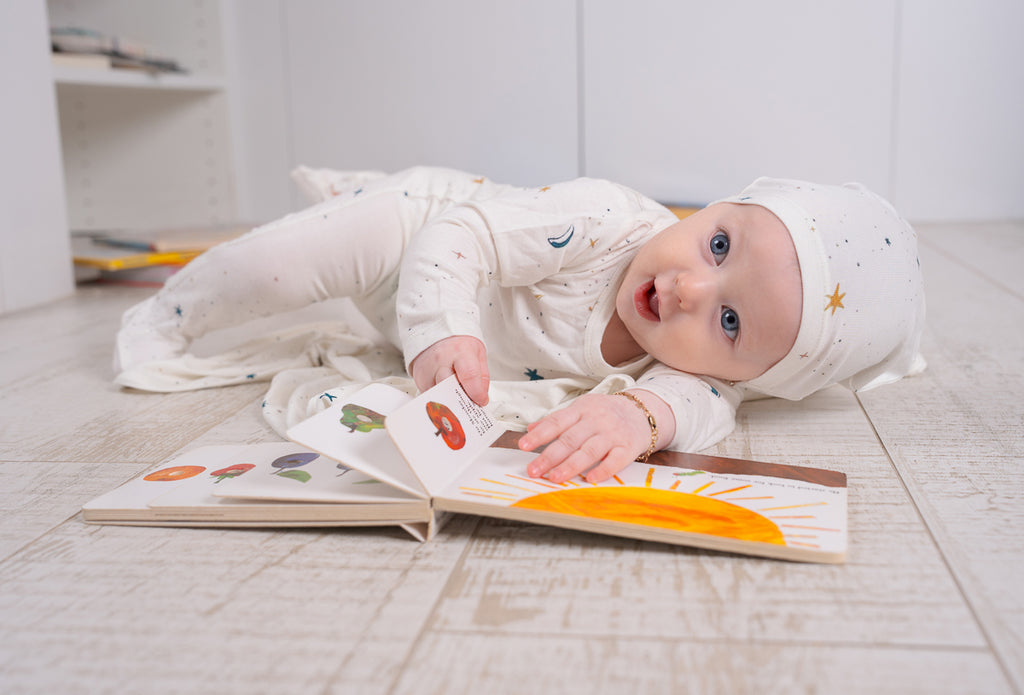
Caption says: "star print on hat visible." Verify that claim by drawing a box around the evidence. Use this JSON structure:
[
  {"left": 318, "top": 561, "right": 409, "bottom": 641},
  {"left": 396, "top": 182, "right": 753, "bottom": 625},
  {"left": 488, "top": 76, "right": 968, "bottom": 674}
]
[{"left": 715, "top": 177, "right": 926, "bottom": 401}]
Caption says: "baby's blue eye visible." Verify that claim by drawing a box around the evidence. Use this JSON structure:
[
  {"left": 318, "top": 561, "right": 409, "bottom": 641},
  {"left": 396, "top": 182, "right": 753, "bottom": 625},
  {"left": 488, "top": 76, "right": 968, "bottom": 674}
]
[
  {"left": 710, "top": 232, "right": 730, "bottom": 263},
  {"left": 721, "top": 308, "right": 739, "bottom": 340}
]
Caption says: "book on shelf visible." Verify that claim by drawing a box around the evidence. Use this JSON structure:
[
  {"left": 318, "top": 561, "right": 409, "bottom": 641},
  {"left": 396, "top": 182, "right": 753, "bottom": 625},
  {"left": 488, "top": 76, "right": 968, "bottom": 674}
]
[
  {"left": 72, "top": 235, "right": 201, "bottom": 272},
  {"left": 51, "top": 52, "right": 112, "bottom": 70},
  {"left": 72, "top": 224, "right": 250, "bottom": 272},
  {"left": 51, "top": 26, "right": 184, "bottom": 74},
  {"left": 91, "top": 223, "right": 251, "bottom": 253},
  {"left": 83, "top": 378, "right": 849, "bottom": 563},
  {"left": 51, "top": 26, "right": 146, "bottom": 58}
]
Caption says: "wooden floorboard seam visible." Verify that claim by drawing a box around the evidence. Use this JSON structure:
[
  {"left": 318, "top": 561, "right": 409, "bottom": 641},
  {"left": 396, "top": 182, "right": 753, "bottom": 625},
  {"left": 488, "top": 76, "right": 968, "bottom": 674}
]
[{"left": 856, "top": 393, "right": 1023, "bottom": 695}]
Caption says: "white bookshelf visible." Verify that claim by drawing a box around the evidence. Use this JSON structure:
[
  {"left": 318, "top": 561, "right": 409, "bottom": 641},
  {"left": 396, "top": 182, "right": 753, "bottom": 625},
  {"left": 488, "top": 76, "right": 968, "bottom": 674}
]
[
  {"left": 52, "top": 64, "right": 225, "bottom": 92},
  {"left": 47, "top": 0, "right": 238, "bottom": 231}
]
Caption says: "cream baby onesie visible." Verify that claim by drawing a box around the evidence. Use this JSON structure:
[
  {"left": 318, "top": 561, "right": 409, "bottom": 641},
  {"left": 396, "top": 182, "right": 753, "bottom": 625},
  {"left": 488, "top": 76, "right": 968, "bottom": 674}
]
[{"left": 114, "top": 166, "right": 741, "bottom": 451}]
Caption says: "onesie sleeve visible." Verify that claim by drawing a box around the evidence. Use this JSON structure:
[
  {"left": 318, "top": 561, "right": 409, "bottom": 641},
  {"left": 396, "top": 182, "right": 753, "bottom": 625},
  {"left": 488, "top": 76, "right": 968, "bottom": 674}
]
[
  {"left": 395, "top": 203, "right": 496, "bottom": 368},
  {"left": 632, "top": 363, "right": 744, "bottom": 452},
  {"left": 396, "top": 178, "right": 670, "bottom": 370}
]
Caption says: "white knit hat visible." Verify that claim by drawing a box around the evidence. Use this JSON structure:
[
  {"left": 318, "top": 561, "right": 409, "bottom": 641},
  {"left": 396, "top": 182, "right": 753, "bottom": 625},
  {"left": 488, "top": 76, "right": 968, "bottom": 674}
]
[{"left": 715, "top": 177, "right": 926, "bottom": 401}]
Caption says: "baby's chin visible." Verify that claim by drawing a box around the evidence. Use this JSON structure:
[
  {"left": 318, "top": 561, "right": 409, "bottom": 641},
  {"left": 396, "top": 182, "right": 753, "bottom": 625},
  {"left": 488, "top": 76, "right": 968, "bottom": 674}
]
[{"left": 653, "top": 352, "right": 766, "bottom": 384}]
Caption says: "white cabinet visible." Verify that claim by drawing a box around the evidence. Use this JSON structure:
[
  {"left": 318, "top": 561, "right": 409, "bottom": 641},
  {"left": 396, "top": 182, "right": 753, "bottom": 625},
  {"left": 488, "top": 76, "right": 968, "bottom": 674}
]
[{"left": 47, "top": 0, "right": 239, "bottom": 230}]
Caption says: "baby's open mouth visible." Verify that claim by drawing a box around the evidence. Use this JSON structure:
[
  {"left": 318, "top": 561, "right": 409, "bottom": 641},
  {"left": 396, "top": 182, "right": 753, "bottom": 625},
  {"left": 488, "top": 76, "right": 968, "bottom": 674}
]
[{"left": 634, "top": 281, "right": 660, "bottom": 322}]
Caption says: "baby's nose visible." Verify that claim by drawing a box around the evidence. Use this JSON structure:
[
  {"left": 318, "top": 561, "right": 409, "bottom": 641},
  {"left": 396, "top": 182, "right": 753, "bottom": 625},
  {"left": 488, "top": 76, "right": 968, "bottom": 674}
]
[{"left": 673, "top": 269, "right": 714, "bottom": 310}]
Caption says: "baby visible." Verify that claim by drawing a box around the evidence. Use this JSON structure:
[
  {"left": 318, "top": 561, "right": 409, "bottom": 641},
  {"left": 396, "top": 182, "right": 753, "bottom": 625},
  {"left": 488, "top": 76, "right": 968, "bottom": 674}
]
[{"left": 114, "top": 167, "right": 925, "bottom": 483}]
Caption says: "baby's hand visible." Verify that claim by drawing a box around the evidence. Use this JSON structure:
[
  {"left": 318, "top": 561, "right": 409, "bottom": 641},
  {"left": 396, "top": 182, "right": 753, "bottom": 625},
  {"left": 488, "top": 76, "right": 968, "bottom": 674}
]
[
  {"left": 409, "top": 335, "right": 490, "bottom": 406},
  {"left": 518, "top": 391, "right": 669, "bottom": 484}
]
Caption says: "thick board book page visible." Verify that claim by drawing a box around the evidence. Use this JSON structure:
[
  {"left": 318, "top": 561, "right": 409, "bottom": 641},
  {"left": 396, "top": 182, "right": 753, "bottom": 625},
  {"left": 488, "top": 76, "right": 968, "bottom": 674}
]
[
  {"left": 285, "top": 383, "right": 428, "bottom": 498},
  {"left": 432, "top": 435, "right": 848, "bottom": 564},
  {"left": 384, "top": 376, "right": 505, "bottom": 497},
  {"left": 81, "top": 442, "right": 431, "bottom": 534}
]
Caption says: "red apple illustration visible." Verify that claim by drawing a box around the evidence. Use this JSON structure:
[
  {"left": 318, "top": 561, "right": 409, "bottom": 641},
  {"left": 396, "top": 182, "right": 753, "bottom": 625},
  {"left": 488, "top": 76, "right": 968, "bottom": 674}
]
[{"left": 426, "top": 401, "right": 466, "bottom": 450}]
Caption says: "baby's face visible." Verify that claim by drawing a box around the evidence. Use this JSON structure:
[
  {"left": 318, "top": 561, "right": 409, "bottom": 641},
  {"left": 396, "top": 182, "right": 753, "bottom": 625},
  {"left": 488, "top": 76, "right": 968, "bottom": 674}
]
[{"left": 615, "top": 203, "right": 802, "bottom": 382}]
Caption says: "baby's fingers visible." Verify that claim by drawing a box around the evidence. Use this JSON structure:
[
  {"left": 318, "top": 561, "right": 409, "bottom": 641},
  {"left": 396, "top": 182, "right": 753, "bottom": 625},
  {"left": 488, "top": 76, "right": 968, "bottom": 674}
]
[
  {"left": 453, "top": 345, "right": 490, "bottom": 406},
  {"left": 518, "top": 408, "right": 580, "bottom": 454},
  {"left": 524, "top": 420, "right": 609, "bottom": 483},
  {"left": 578, "top": 447, "right": 636, "bottom": 483}
]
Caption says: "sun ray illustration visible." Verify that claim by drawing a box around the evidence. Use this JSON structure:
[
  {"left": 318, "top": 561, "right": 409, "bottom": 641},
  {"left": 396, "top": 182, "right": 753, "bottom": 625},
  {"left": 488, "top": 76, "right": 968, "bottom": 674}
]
[
  {"left": 759, "top": 502, "right": 828, "bottom": 511},
  {"left": 458, "top": 485, "right": 518, "bottom": 497},
  {"left": 708, "top": 484, "right": 752, "bottom": 497},
  {"left": 506, "top": 474, "right": 562, "bottom": 490},
  {"left": 692, "top": 481, "right": 714, "bottom": 494},
  {"left": 480, "top": 477, "right": 540, "bottom": 494},
  {"left": 645, "top": 468, "right": 655, "bottom": 487},
  {"left": 459, "top": 490, "right": 519, "bottom": 501}
]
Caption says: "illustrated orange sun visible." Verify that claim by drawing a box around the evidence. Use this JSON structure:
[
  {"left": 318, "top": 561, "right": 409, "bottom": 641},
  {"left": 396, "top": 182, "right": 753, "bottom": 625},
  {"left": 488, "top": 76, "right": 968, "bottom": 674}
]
[
  {"left": 456, "top": 463, "right": 840, "bottom": 551},
  {"left": 512, "top": 486, "right": 784, "bottom": 544}
]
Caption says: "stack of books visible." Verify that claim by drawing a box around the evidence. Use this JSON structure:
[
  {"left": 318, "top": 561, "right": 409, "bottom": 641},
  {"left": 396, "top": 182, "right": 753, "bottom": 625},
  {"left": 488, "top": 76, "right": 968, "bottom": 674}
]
[
  {"left": 72, "top": 224, "right": 250, "bottom": 285},
  {"left": 50, "top": 26, "right": 185, "bottom": 74}
]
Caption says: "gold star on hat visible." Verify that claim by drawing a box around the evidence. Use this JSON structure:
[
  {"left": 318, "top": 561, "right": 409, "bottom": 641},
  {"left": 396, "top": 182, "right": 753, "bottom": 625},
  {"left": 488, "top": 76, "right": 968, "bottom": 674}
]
[{"left": 825, "top": 283, "right": 845, "bottom": 315}]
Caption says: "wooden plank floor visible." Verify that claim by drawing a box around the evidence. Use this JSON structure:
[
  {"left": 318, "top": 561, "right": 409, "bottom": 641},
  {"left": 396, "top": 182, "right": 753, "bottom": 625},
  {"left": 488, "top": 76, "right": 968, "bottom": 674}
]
[{"left": 0, "top": 220, "right": 1021, "bottom": 694}]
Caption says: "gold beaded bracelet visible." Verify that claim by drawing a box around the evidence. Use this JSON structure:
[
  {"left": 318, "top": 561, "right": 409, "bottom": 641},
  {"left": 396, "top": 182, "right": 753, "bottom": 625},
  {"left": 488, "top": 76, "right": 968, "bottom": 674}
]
[{"left": 613, "top": 391, "right": 658, "bottom": 463}]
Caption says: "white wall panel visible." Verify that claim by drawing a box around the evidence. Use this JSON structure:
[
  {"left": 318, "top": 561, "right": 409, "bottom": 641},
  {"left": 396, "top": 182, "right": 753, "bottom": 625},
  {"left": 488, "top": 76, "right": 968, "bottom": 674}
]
[
  {"left": 226, "top": 1, "right": 1024, "bottom": 222},
  {"left": 0, "top": 1, "right": 74, "bottom": 314},
  {"left": 222, "top": 0, "right": 294, "bottom": 221},
  {"left": 582, "top": 1, "right": 897, "bottom": 205},
  {"left": 893, "top": 0, "right": 1024, "bottom": 221},
  {"left": 283, "top": 0, "right": 579, "bottom": 188}
]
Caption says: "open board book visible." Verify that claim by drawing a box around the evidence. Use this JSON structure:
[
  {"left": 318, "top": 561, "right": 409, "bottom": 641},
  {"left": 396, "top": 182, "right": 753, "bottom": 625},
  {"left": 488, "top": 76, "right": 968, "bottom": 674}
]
[{"left": 83, "top": 378, "right": 848, "bottom": 563}]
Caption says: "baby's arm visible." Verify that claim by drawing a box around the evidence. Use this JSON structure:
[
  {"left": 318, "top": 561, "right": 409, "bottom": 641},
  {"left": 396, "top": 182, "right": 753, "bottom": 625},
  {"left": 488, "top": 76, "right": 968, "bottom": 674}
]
[
  {"left": 397, "top": 184, "right": 605, "bottom": 404},
  {"left": 396, "top": 208, "right": 497, "bottom": 404},
  {"left": 518, "top": 389, "right": 675, "bottom": 483}
]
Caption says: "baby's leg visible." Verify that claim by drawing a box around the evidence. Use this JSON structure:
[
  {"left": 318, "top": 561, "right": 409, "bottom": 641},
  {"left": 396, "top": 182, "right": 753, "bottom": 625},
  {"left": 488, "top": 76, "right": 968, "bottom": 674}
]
[{"left": 114, "top": 190, "right": 424, "bottom": 373}]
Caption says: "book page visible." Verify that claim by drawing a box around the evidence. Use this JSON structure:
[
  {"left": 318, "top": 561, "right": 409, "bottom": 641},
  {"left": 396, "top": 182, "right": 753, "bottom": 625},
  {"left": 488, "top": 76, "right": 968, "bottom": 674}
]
[
  {"left": 147, "top": 442, "right": 416, "bottom": 508},
  {"left": 179, "top": 442, "right": 416, "bottom": 505},
  {"left": 285, "top": 383, "right": 428, "bottom": 498},
  {"left": 82, "top": 442, "right": 430, "bottom": 529},
  {"left": 435, "top": 444, "right": 847, "bottom": 561},
  {"left": 82, "top": 445, "right": 245, "bottom": 517},
  {"left": 385, "top": 376, "right": 505, "bottom": 498}
]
